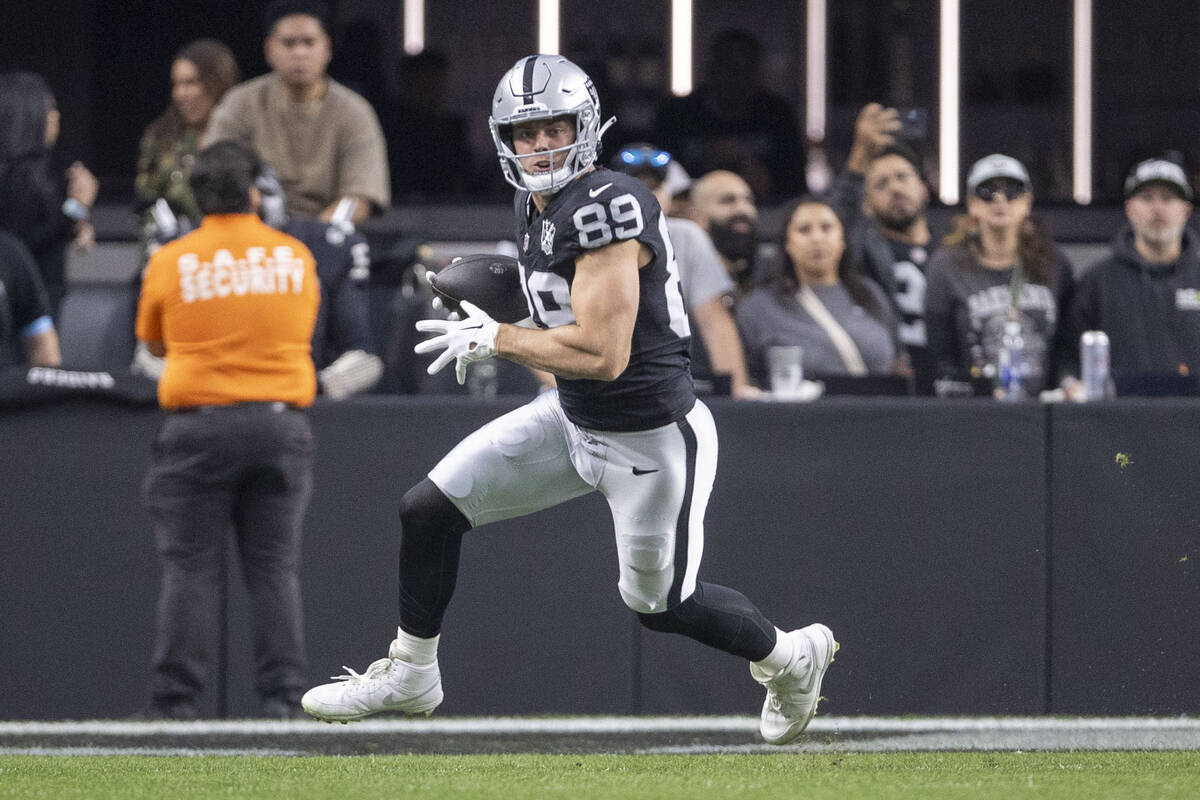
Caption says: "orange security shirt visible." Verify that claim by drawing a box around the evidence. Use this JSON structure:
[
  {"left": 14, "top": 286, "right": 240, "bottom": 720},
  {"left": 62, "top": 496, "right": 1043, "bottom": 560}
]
[{"left": 136, "top": 213, "right": 320, "bottom": 409}]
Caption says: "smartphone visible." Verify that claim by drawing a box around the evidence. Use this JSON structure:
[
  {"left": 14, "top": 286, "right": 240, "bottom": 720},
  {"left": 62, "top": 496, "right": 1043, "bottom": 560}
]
[{"left": 896, "top": 107, "right": 928, "bottom": 140}]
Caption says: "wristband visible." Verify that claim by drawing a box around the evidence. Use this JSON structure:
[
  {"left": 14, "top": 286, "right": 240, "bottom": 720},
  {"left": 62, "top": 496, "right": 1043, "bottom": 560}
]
[{"left": 62, "top": 198, "right": 90, "bottom": 222}]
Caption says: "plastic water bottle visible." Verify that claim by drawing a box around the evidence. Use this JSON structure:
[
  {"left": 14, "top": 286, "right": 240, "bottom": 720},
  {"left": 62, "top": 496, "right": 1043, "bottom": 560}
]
[
  {"left": 1080, "top": 330, "right": 1113, "bottom": 401},
  {"left": 995, "top": 319, "right": 1026, "bottom": 401}
]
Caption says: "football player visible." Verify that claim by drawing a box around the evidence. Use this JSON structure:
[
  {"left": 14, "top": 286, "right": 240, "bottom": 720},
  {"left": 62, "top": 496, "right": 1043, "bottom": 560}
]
[
  {"left": 301, "top": 55, "right": 837, "bottom": 745},
  {"left": 257, "top": 170, "right": 382, "bottom": 399}
]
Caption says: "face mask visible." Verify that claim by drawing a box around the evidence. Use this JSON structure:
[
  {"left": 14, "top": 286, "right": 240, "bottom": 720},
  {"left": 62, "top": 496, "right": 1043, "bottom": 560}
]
[{"left": 708, "top": 216, "right": 759, "bottom": 262}]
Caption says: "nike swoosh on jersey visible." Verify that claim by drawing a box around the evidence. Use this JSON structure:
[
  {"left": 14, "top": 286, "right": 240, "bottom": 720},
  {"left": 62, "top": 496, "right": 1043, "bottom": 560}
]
[
  {"left": 589, "top": 183, "right": 613, "bottom": 198},
  {"left": 631, "top": 466, "right": 660, "bottom": 475}
]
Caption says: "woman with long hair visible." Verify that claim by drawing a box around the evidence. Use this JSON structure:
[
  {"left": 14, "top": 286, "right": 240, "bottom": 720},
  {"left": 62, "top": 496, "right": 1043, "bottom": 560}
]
[
  {"left": 924, "top": 154, "right": 1075, "bottom": 396},
  {"left": 0, "top": 71, "right": 97, "bottom": 316},
  {"left": 134, "top": 39, "right": 239, "bottom": 248},
  {"left": 736, "top": 195, "right": 900, "bottom": 388}
]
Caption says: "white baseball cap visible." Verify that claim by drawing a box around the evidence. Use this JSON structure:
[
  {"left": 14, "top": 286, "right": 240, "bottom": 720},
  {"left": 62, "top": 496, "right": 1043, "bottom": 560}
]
[
  {"left": 966, "top": 154, "right": 1032, "bottom": 195},
  {"left": 1124, "top": 158, "right": 1193, "bottom": 201},
  {"left": 663, "top": 160, "right": 692, "bottom": 198}
]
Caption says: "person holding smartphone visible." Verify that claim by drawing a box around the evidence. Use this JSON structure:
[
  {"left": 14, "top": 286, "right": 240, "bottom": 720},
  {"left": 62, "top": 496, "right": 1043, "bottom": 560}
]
[{"left": 829, "top": 103, "right": 938, "bottom": 393}]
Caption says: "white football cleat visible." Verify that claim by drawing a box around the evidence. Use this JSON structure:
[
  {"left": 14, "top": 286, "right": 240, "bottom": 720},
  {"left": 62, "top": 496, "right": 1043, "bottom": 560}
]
[
  {"left": 749, "top": 623, "right": 838, "bottom": 745},
  {"left": 301, "top": 639, "right": 443, "bottom": 723}
]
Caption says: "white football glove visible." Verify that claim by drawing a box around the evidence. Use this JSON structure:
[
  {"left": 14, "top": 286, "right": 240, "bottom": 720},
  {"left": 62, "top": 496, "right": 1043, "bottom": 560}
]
[
  {"left": 414, "top": 300, "right": 499, "bottom": 385},
  {"left": 318, "top": 349, "right": 383, "bottom": 399}
]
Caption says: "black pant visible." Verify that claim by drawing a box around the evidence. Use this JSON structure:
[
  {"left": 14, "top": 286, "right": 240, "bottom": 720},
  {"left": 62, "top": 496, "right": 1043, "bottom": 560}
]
[{"left": 142, "top": 404, "right": 313, "bottom": 704}]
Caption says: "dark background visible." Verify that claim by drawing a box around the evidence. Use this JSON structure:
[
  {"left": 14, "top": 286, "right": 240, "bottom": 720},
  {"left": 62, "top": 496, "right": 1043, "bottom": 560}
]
[{"left": 3, "top": 1, "right": 1199, "bottom": 207}]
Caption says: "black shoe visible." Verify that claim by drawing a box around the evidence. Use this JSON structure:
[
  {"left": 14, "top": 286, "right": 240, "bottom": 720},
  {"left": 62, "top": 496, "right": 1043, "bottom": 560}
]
[
  {"left": 130, "top": 698, "right": 200, "bottom": 721},
  {"left": 261, "top": 693, "right": 305, "bottom": 720}
]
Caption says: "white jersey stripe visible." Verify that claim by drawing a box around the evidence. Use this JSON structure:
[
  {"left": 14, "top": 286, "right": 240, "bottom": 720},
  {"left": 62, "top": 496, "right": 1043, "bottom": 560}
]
[{"left": 679, "top": 400, "right": 718, "bottom": 602}]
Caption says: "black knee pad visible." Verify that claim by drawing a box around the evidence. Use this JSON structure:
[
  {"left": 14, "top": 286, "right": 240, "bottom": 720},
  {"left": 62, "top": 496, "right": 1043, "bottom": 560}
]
[{"left": 400, "top": 478, "right": 471, "bottom": 538}]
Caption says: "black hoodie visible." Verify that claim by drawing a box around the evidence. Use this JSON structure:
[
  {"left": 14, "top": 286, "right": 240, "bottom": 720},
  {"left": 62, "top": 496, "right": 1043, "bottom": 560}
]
[{"left": 1064, "top": 225, "right": 1200, "bottom": 378}]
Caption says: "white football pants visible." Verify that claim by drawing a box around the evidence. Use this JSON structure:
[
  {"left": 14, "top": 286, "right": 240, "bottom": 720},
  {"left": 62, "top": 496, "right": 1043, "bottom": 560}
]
[{"left": 428, "top": 391, "right": 718, "bottom": 613}]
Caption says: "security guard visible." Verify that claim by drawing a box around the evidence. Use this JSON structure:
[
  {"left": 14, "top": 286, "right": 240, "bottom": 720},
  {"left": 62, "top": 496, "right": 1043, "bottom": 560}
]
[{"left": 135, "top": 139, "right": 320, "bottom": 719}]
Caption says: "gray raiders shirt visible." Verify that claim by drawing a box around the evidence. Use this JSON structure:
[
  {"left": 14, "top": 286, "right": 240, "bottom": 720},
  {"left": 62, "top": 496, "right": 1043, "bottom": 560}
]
[{"left": 924, "top": 243, "right": 1075, "bottom": 391}]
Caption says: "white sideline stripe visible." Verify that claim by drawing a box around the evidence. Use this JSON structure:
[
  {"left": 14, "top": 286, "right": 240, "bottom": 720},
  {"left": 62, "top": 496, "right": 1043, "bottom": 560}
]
[
  {"left": 0, "top": 747, "right": 304, "bottom": 757},
  {"left": 2, "top": 716, "right": 1198, "bottom": 737}
]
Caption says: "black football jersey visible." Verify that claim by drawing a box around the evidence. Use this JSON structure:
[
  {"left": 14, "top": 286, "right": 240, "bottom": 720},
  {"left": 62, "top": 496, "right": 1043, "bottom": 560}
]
[
  {"left": 883, "top": 236, "right": 930, "bottom": 349},
  {"left": 513, "top": 168, "right": 694, "bottom": 431},
  {"left": 884, "top": 236, "right": 935, "bottom": 394},
  {"left": 284, "top": 219, "right": 374, "bottom": 369}
]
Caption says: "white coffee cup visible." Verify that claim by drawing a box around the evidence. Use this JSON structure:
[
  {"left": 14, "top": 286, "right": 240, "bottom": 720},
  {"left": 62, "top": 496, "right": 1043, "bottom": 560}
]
[{"left": 767, "top": 345, "right": 804, "bottom": 397}]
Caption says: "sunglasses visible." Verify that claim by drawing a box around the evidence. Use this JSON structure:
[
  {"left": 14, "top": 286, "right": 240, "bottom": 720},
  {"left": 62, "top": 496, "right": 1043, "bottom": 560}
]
[
  {"left": 618, "top": 147, "right": 671, "bottom": 169},
  {"left": 974, "top": 180, "right": 1028, "bottom": 202}
]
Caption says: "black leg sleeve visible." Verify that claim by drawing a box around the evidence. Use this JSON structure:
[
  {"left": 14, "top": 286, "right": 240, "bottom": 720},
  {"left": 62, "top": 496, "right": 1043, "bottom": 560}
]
[
  {"left": 397, "top": 478, "right": 472, "bottom": 638},
  {"left": 637, "top": 580, "right": 778, "bottom": 662}
]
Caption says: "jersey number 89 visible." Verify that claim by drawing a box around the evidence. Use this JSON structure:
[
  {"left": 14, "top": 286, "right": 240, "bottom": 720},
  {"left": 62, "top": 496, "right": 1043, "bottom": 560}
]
[{"left": 573, "top": 194, "right": 643, "bottom": 247}]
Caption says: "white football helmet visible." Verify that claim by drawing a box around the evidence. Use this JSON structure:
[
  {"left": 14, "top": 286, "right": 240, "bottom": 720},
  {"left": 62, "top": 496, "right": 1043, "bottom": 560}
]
[{"left": 488, "top": 54, "right": 615, "bottom": 194}]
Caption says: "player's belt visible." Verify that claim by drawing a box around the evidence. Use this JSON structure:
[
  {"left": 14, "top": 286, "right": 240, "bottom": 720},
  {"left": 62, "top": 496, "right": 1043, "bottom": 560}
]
[{"left": 170, "top": 401, "right": 304, "bottom": 414}]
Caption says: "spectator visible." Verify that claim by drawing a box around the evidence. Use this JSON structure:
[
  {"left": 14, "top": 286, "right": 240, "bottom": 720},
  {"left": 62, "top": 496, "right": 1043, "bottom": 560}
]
[
  {"left": 691, "top": 169, "right": 760, "bottom": 297},
  {"left": 652, "top": 28, "right": 805, "bottom": 203},
  {"left": 736, "top": 196, "right": 899, "bottom": 386},
  {"left": 829, "top": 103, "right": 938, "bottom": 394},
  {"left": 135, "top": 140, "right": 320, "bottom": 719},
  {"left": 0, "top": 229, "right": 60, "bottom": 368},
  {"left": 924, "top": 154, "right": 1075, "bottom": 396},
  {"left": 611, "top": 142, "right": 758, "bottom": 398},
  {"left": 203, "top": 0, "right": 389, "bottom": 224},
  {"left": 256, "top": 167, "right": 382, "bottom": 398},
  {"left": 0, "top": 71, "right": 98, "bottom": 317},
  {"left": 134, "top": 39, "right": 240, "bottom": 253},
  {"left": 385, "top": 49, "right": 474, "bottom": 201},
  {"left": 1063, "top": 158, "right": 1200, "bottom": 387},
  {"left": 660, "top": 158, "right": 697, "bottom": 220}
]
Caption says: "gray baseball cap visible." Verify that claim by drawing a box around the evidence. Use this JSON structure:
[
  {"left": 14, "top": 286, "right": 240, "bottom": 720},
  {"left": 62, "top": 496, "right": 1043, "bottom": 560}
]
[
  {"left": 966, "top": 154, "right": 1032, "bottom": 195},
  {"left": 1124, "top": 158, "right": 1194, "bottom": 201}
]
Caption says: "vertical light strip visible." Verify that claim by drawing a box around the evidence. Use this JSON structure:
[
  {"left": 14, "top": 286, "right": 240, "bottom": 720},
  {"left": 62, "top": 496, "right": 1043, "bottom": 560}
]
[
  {"left": 1073, "top": 0, "right": 1093, "bottom": 204},
  {"left": 805, "top": 0, "right": 827, "bottom": 140},
  {"left": 938, "top": 0, "right": 960, "bottom": 204},
  {"left": 538, "top": 0, "right": 560, "bottom": 55},
  {"left": 670, "top": 0, "right": 693, "bottom": 96},
  {"left": 402, "top": 0, "right": 424, "bottom": 55}
]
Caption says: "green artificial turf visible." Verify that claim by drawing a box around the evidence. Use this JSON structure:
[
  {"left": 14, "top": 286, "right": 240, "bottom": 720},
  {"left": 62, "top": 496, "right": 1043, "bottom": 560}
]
[{"left": 3, "top": 752, "right": 1199, "bottom": 799}]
